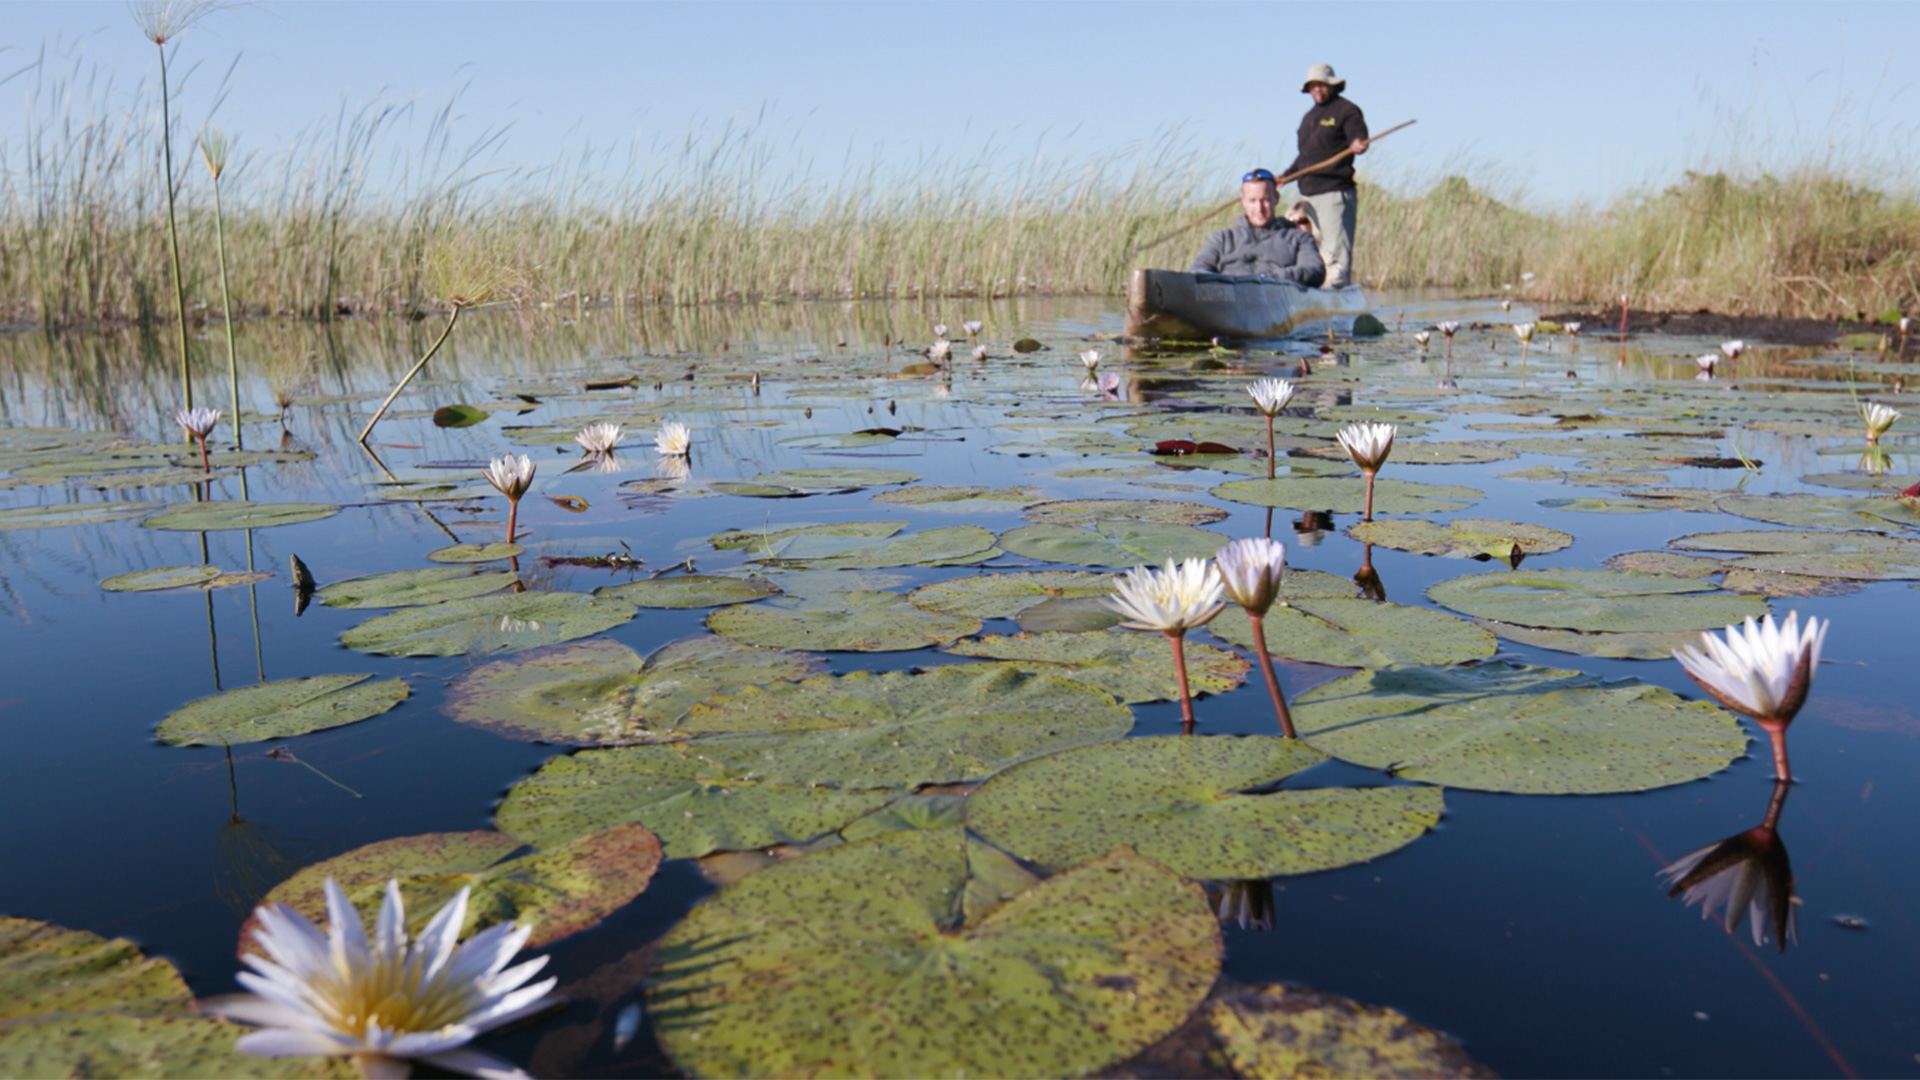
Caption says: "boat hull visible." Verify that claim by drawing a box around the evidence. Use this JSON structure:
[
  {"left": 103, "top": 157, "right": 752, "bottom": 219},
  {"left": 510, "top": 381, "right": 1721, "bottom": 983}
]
[{"left": 1124, "top": 268, "right": 1369, "bottom": 341}]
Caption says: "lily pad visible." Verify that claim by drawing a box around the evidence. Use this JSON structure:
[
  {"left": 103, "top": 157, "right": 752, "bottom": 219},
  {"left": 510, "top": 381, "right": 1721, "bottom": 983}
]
[
  {"left": 594, "top": 575, "right": 780, "bottom": 608},
  {"left": 1719, "top": 568, "right": 1864, "bottom": 596},
  {"left": 1210, "top": 477, "right": 1482, "bottom": 515},
  {"left": 426, "top": 541, "right": 525, "bottom": 563},
  {"left": 1426, "top": 568, "right": 1767, "bottom": 633},
  {"left": 444, "top": 636, "right": 825, "bottom": 745},
  {"left": 774, "top": 525, "right": 1000, "bottom": 570},
  {"left": 1604, "top": 551, "right": 1726, "bottom": 578},
  {"left": 1715, "top": 493, "right": 1920, "bottom": 532},
  {"left": 1348, "top": 518, "right": 1573, "bottom": 560},
  {"left": 0, "top": 502, "right": 158, "bottom": 530},
  {"left": 340, "top": 591, "right": 638, "bottom": 656},
  {"left": 648, "top": 830, "right": 1219, "bottom": 1080},
  {"left": 318, "top": 566, "right": 519, "bottom": 609},
  {"left": 156, "top": 674, "right": 409, "bottom": 746},
  {"left": 1210, "top": 599, "right": 1497, "bottom": 668},
  {"left": 1292, "top": 662, "right": 1748, "bottom": 793},
  {"left": 968, "top": 736, "right": 1443, "bottom": 879},
  {"left": 143, "top": 501, "right": 340, "bottom": 531},
  {"left": 945, "top": 631, "right": 1249, "bottom": 704},
  {"left": 872, "top": 485, "right": 1039, "bottom": 507},
  {"left": 708, "top": 590, "right": 981, "bottom": 652},
  {"left": 244, "top": 825, "right": 661, "bottom": 950},
  {"left": 1536, "top": 496, "right": 1661, "bottom": 514},
  {"left": 710, "top": 520, "right": 904, "bottom": 557},
  {"left": 1471, "top": 620, "right": 1712, "bottom": 661},
  {"left": 1021, "top": 498, "right": 1230, "bottom": 527},
  {"left": 432, "top": 403, "right": 491, "bottom": 427},
  {"left": 100, "top": 565, "right": 224, "bottom": 592},
  {"left": 997, "top": 520, "right": 1229, "bottom": 567},
  {"left": 85, "top": 466, "right": 238, "bottom": 489},
  {"left": 908, "top": 570, "right": 1116, "bottom": 619},
  {"left": 1014, "top": 596, "right": 1128, "bottom": 632},
  {"left": 0, "top": 917, "right": 195, "bottom": 1022},
  {"left": 745, "top": 467, "right": 918, "bottom": 491},
  {"left": 1203, "top": 982, "right": 1497, "bottom": 1080},
  {"left": 1670, "top": 529, "right": 1920, "bottom": 555}
]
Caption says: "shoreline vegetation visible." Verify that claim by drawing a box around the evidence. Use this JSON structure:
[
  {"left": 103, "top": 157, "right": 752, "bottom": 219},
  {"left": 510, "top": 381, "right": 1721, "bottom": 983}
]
[{"left": 4, "top": 52, "right": 1917, "bottom": 333}]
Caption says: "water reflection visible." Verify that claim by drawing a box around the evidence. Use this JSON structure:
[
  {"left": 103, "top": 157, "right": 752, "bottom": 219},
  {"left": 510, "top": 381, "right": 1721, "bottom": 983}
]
[
  {"left": 1660, "top": 780, "right": 1798, "bottom": 953},
  {"left": 1354, "top": 542, "right": 1386, "bottom": 602},
  {"left": 1291, "top": 510, "right": 1334, "bottom": 547},
  {"left": 1209, "top": 879, "right": 1275, "bottom": 931}
]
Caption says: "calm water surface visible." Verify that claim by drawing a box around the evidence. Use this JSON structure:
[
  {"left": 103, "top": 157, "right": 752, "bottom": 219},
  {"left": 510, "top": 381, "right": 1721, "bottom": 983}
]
[{"left": 1, "top": 294, "right": 1916, "bottom": 1078}]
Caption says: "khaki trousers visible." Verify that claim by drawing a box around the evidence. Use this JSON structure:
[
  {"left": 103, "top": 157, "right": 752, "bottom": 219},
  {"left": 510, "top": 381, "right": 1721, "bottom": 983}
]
[{"left": 1304, "top": 189, "right": 1357, "bottom": 288}]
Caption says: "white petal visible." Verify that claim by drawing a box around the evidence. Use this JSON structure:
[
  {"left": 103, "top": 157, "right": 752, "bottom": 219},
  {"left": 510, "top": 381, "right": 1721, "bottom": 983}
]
[
  {"left": 414, "top": 886, "right": 471, "bottom": 982},
  {"left": 324, "top": 879, "right": 371, "bottom": 974},
  {"left": 235, "top": 1027, "right": 362, "bottom": 1057},
  {"left": 461, "top": 978, "right": 561, "bottom": 1032},
  {"left": 418, "top": 1047, "right": 533, "bottom": 1080},
  {"left": 386, "top": 1026, "right": 480, "bottom": 1057},
  {"left": 200, "top": 993, "right": 321, "bottom": 1031}
]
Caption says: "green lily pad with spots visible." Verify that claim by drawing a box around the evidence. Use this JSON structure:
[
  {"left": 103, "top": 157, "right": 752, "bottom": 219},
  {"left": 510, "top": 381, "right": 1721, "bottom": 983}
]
[
  {"left": 708, "top": 590, "right": 981, "bottom": 651},
  {"left": 1210, "top": 476, "right": 1482, "bottom": 515},
  {"left": 426, "top": 541, "right": 525, "bottom": 563},
  {"left": 142, "top": 501, "right": 340, "bottom": 531},
  {"left": 243, "top": 824, "right": 661, "bottom": 951},
  {"left": 757, "top": 524, "right": 999, "bottom": 570},
  {"left": 156, "top": 673, "right": 409, "bottom": 746},
  {"left": 1719, "top": 568, "right": 1864, "bottom": 596},
  {"left": 0, "top": 917, "right": 350, "bottom": 1079},
  {"left": 1670, "top": 529, "right": 1920, "bottom": 555},
  {"left": 85, "top": 466, "right": 238, "bottom": 489},
  {"left": 997, "top": 520, "right": 1229, "bottom": 567},
  {"left": 0, "top": 501, "right": 159, "bottom": 530},
  {"left": 777, "top": 431, "right": 901, "bottom": 449},
  {"left": 1715, "top": 493, "right": 1920, "bottom": 532},
  {"left": 318, "top": 566, "right": 518, "bottom": 609},
  {"left": 1348, "top": 518, "right": 1572, "bottom": 560},
  {"left": 1013, "top": 596, "right": 1128, "bottom": 632},
  {"left": 1302, "top": 441, "right": 1516, "bottom": 466},
  {"left": 677, "top": 665, "right": 1135, "bottom": 789},
  {"left": 709, "top": 519, "right": 904, "bottom": 556},
  {"left": 968, "top": 736, "right": 1443, "bottom": 879},
  {"left": 1210, "top": 598, "right": 1497, "bottom": 668},
  {"left": 648, "top": 829, "right": 1219, "bottom": 1080},
  {"left": 1471, "top": 620, "right": 1712, "bottom": 661},
  {"left": 339, "top": 591, "right": 638, "bottom": 656},
  {"left": 1604, "top": 551, "right": 1726, "bottom": 578},
  {"left": 745, "top": 467, "right": 919, "bottom": 491},
  {"left": 1021, "top": 498, "right": 1230, "bottom": 527},
  {"left": 908, "top": 570, "right": 1116, "bottom": 619},
  {"left": 1537, "top": 496, "right": 1662, "bottom": 514},
  {"left": 1293, "top": 662, "right": 1748, "bottom": 793},
  {"left": 444, "top": 636, "right": 825, "bottom": 745},
  {"left": 1426, "top": 568, "right": 1767, "bottom": 633},
  {"left": 594, "top": 574, "right": 780, "bottom": 608},
  {"left": 1173, "top": 453, "right": 1358, "bottom": 478},
  {"left": 1727, "top": 552, "right": 1920, "bottom": 581},
  {"left": 1202, "top": 982, "right": 1497, "bottom": 1080},
  {"left": 872, "top": 485, "right": 1039, "bottom": 507},
  {"left": 100, "top": 565, "right": 224, "bottom": 592},
  {"left": 945, "top": 631, "right": 1248, "bottom": 704},
  {"left": 1797, "top": 471, "right": 1910, "bottom": 493}
]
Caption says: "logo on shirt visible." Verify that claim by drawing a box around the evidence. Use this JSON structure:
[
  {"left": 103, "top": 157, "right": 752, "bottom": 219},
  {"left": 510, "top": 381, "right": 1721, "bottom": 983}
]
[{"left": 1319, "top": 117, "right": 1338, "bottom": 127}]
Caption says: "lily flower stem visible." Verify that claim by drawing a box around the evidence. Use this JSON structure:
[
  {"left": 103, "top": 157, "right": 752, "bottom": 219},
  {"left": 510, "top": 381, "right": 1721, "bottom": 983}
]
[
  {"left": 504, "top": 496, "right": 520, "bottom": 545},
  {"left": 1759, "top": 718, "right": 1793, "bottom": 783},
  {"left": 359, "top": 306, "right": 461, "bottom": 443},
  {"left": 1247, "top": 613, "right": 1297, "bottom": 738},
  {"left": 1264, "top": 416, "right": 1276, "bottom": 480},
  {"left": 195, "top": 433, "right": 210, "bottom": 473},
  {"left": 1520, "top": 339, "right": 1530, "bottom": 367},
  {"left": 1362, "top": 469, "right": 1377, "bottom": 522},
  {"left": 1164, "top": 629, "right": 1197, "bottom": 733}
]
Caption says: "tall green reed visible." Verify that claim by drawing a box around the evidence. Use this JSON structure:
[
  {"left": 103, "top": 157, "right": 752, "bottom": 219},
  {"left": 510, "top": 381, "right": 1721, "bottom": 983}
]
[{"left": 199, "top": 127, "right": 240, "bottom": 446}]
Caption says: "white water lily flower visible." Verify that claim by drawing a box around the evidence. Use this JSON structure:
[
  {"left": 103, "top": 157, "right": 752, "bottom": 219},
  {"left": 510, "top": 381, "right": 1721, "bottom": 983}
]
[
  {"left": 1414, "top": 331, "right": 1431, "bottom": 347},
  {"left": 1098, "top": 371, "right": 1123, "bottom": 399},
  {"left": 1719, "top": 339, "right": 1746, "bottom": 360},
  {"left": 971, "top": 344, "right": 988, "bottom": 362},
  {"left": 1564, "top": 321, "right": 1582, "bottom": 335},
  {"left": 1521, "top": 271, "right": 1536, "bottom": 284},
  {"left": 573, "top": 422, "right": 623, "bottom": 456},
  {"left": 1336, "top": 421, "right": 1396, "bottom": 472},
  {"left": 1246, "top": 378, "right": 1296, "bottom": 416},
  {"left": 932, "top": 323, "right": 948, "bottom": 340},
  {"left": 1215, "top": 537, "right": 1287, "bottom": 616},
  {"left": 963, "top": 320, "right": 983, "bottom": 338},
  {"left": 1102, "top": 558, "right": 1225, "bottom": 633},
  {"left": 1901, "top": 316, "right": 1911, "bottom": 333},
  {"left": 205, "top": 879, "right": 558, "bottom": 1080},
  {"left": 928, "top": 339, "right": 952, "bottom": 362},
  {"left": 1512, "top": 322, "right": 1536, "bottom": 343},
  {"left": 1499, "top": 299, "right": 1512, "bottom": 312},
  {"left": 1695, "top": 354, "right": 1718, "bottom": 372},
  {"left": 1080, "top": 348, "right": 1101, "bottom": 370},
  {"left": 1673, "top": 611, "right": 1826, "bottom": 723},
  {"left": 654, "top": 420, "right": 691, "bottom": 457},
  {"left": 1863, "top": 402, "right": 1900, "bottom": 443},
  {"left": 482, "top": 455, "right": 535, "bottom": 499},
  {"left": 176, "top": 406, "right": 222, "bottom": 439},
  {"left": 1437, "top": 321, "right": 1460, "bottom": 336}
]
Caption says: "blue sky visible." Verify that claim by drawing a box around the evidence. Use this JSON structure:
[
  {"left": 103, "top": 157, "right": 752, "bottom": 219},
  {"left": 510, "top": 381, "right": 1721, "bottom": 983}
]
[{"left": 6, "top": 1, "right": 1918, "bottom": 207}]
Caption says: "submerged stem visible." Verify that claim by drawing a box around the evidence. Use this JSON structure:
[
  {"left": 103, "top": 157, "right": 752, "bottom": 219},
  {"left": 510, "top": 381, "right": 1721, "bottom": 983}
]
[
  {"left": 1247, "top": 613, "right": 1296, "bottom": 738},
  {"left": 358, "top": 306, "right": 461, "bottom": 443}
]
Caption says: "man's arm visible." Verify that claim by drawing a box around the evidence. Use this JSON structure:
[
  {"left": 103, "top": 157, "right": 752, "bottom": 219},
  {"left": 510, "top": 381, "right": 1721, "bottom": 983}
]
[
  {"left": 1277, "top": 230, "right": 1326, "bottom": 287},
  {"left": 1189, "top": 228, "right": 1228, "bottom": 274},
  {"left": 1346, "top": 102, "right": 1370, "bottom": 155}
]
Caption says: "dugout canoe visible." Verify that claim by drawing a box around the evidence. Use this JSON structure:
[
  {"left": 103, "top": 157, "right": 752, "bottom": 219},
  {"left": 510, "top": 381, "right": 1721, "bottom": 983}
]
[{"left": 1123, "top": 268, "right": 1369, "bottom": 341}]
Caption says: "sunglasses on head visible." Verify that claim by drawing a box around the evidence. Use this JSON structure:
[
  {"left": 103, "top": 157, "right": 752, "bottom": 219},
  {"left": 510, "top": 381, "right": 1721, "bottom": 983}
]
[{"left": 1242, "top": 169, "right": 1276, "bottom": 183}]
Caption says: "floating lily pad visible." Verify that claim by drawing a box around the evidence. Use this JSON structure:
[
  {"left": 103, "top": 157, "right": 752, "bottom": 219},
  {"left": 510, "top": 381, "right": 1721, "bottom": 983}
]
[
  {"left": 771, "top": 525, "right": 999, "bottom": 570},
  {"left": 1014, "top": 596, "right": 1128, "bottom": 632},
  {"left": 0, "top": 916, "right": 195, "bottom": 1021},
  {"left": 945, "top": 631, "right": 1248, "bottom": 704},
  {"left": 1292, "top": 662, "right": 1748, "bottom": 793},
  {"left": 444, "top": 636, "right": 825, "bottom": 745},
  {"left": 778, "top": 431, "right": 900, "bottom": 449},
  {"left": 1797, "top": 471, "right": 1910, "bottom": 493},
  {"left": 708, "top": 590, "right": 981, "bottom": 651},
  {"left": 143, "top": 501, "right": 340, "bottom": 531},
  {"left": 1210, "top": 598, "right": 1497, "bottom": 668},
  {"left": 1301, "top": 440, "right": 1514, "bottom": 466},
  {"left": 1021, "top": 498, "right": 1230, "bottom": 526},
  {"left": 997, "top": 520, "right": 1229, "bottom": 567},
  {"left": 1719, "top": 568, "right": 1864, "bottom": 596},
  {"left": 100, "top": 565, "right": 224, "bottom": 592},
  {"left": 1426, "top": 568, "right": 1767, "bottom": 633},
  {"left": 244, "top": 825, "right": 660, "bottom": 951},
  {"left": 594, "top": 574, "right": 780, "bottom": 608},
  {"left": 156, "top": 674, "right": 409, "bottom": 746},
  {"left": 432, "top": 403, "right": 491, "bottom": 427},
  {"left": 1349, "top": 518, "right": 1573, "bottom": 560},
  {"left": 710, "top": 520, "right": 904, "bottom": 556},
  {"left": 908, "top": 570, "right": 1116, "bottom": 619},
  {"left": 1715, "top": 493, "right": 1920, "bottom": 532},
  {"left": 318, "top": 566, "right": 518, "bottom": 609},
  {"left": 1604, "top": 551, "right": 1726, "bottom": 578},
  {"left": 426, "top": 541, "right": 525, "bottom": 563},
  {"left": 651, "top": 830, "right": 1219, "bottom": 1080},
  {"left": 1537, "top": 496, "right": 1661, "bottom": 514},
  {"left": 872, "top": 485, "right": 1039, "bottom": 507},
  {"left": 86, "top": 466, "right": 238, "bottom": 489},
  {"left": 0, "top": 502, "right": 158, "bottom": 530},
  {"left": 746, "top": 467, "right": 918, "bottom": 491},
  {"left": 1471, "top": 620, "right": 1711, "bottom": 661},
  {"left": 1210, "top": 477, "right": 1482, "bottom": 515},
  {"left": 1203, "top": 982, "right": 1497, "bottom": 1080},
  {"left": 340, "top": 591, "right": 638, "bottom": 656},
  {"left": 1670, "top": 529, "right": 1920, "bottom": 580},
  {"left": 968, "top": 736, "right": 1442, "bottom": 879}
]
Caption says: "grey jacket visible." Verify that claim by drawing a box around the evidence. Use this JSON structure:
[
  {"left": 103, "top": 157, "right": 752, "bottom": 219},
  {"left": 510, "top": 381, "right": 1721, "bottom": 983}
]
[{"left": 1188, "top": 219, "right": 1326, "bottom": 286}]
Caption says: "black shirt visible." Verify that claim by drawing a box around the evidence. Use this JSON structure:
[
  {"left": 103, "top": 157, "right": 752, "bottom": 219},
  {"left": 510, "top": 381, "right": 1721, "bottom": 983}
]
[{"left": 1288, "top": 95, "right": 1368, "bottom": 197}]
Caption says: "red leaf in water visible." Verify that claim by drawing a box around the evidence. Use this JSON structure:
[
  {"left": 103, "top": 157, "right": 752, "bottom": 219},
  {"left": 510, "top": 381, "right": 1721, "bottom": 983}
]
[
  {"left": 1153, "top": 440, "right": 1198, "bottom": 456},
  {"left": 1195, "top": 441, "right": 1238, "bottom": 455},
  {"left": 1902, "top": 481, "right": 1920, "bottom": 499}
]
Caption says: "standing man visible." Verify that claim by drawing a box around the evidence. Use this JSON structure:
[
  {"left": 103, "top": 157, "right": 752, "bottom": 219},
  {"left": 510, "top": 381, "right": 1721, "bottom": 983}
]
[{"left": 1288, "top": 63, "right": 1369, "bottom": 288}]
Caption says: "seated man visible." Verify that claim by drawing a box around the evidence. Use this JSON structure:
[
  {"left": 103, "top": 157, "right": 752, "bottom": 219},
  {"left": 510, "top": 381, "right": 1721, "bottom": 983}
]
[{"left": 1189, "top": 169, "right": 1326, "bottom": 287}]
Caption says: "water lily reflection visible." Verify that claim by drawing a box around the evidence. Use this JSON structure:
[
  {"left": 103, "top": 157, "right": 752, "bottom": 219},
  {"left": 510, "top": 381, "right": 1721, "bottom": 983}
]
[
  {"left": 1354, "top": 543, "right": 1386, "bottom": 602},
  {"left": 653, "top": 455, "right": 692, "bottom": 484},
  {"left": 1291, "top": 510, "right": 1334, "bottom": 547},
  {"left": 1661, "top": 781, "right": 1798, "bottom": 952},
  {"left": 1209, "top": 879, "right": 1276, "bottom": 931}
]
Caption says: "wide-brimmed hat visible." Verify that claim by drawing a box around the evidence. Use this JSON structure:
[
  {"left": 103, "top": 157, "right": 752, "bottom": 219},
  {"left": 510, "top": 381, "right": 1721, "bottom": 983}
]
[{"left": 1301, "top": 63, "right": 1346, "bottom": 92}]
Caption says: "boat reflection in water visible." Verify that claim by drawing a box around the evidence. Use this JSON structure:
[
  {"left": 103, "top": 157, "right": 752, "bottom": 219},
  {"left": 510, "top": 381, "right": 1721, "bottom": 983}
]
[{"left": 1660, "top": 780, "right": 1798, "bottom": 952}]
